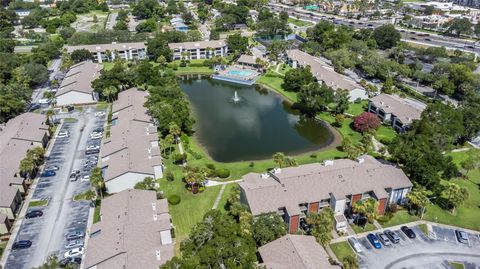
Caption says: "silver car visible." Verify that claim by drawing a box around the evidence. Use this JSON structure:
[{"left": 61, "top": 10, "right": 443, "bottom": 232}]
[
  {"left": 66, "top": 230, "right": 85, "bottom": 240},
  {"left": 376, "top": 232, "right": 391, "bottom": 246},
  {"left": 65, "top": 239, "right": 84, "bottom": 249},
  {"left": 347, "top": 237, "right": 363, "bottom": 253}
]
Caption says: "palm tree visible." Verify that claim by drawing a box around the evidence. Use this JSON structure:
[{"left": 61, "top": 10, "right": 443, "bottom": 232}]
[
  {"left": 343, "top": 255, "right": 359, "bottom": 269},
  {"left": 102, "top": 86, "right": 118, "bottom": 102},
  {"left": 168, "top": 122, "right": 181, "bottom": 143},
  {"left": 46, "top": 109, "right": 55, "bottom": 127},
  {"left": 28, "top": 147, "right": 46, "bottom": 166},
  {"left": 184, "top": 167, "right": 208, "bottom": 193},
  {"left": 407, "top": 189, "right": 429, "bottom": 218},
  {"left": 90, "top": 167, "right": 105, "bottom": 200},
  {"left": 273, "top": 152, "right": 285, "bottom": 168},
  {"left": 164, "top": 134, "right": 175, "bottom": 155},
  {"left": 19, "top": 157, "right": 35, "bottom": 179},
  {"left": 352, "top": 198, "right": 378, "bottom": 224}
]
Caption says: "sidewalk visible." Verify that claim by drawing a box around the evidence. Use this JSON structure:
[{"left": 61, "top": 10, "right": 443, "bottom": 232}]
[{"left": 0, "top": 121, "right": 63, "bottom": 268}]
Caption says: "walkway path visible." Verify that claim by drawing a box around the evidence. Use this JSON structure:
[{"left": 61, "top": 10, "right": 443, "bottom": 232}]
[
  {"left": 212, "top": 184, "right": 227, "bottom": 210},
  {"left": 210, "top": 179, "right": 244, "bottom": 209}
]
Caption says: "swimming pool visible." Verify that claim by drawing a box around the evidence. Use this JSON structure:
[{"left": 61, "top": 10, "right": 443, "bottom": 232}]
[{"left": 226, "top": 69, "right": 255, "bottom": 77}]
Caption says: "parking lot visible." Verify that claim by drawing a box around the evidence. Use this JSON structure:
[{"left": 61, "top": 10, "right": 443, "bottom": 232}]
[
  {"left": 356, "top": 225, "right": 480, "bottom": 269},
  {"left": 4, "top": 107, "right": 106, "bottom": 269}
]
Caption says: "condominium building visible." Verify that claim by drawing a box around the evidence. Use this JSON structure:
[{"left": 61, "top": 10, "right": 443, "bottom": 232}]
[
  {"left": 168, "top": 39, "right": 229, "bottom": 60},
  {"left": 239, "top": 155, "right": 412, "bottom": 233},
  {"left": 66, "top": 42, "right": 147, "bottom": 63},
  {"left": 0, "top": 113, "right": 49, "bottom": 222},
  {"left": 368, "top": 94, "right": 426, "bottom": 133},
  {"left": 84, "top": 189, "right": 175, "bottom": 269},
  {"left": 286, "top": 49, "right": 368, "bottom": 102},
  {"left": 55, "top": 61, "right": 103, "bottom": 106},
  {"left": 100, "top": 88, "right": 163, "bottom": 193}
]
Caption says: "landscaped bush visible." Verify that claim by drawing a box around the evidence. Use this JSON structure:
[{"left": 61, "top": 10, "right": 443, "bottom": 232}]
[
  {"left": 166, "top": 171, "right": 175, "bottom": 181},
  {"left": 310, "top": 153, "right": 317, "bottom": 158},
  {"left": 168, "top": 194, "right": 181, "bottom": 205},
  {"left": 172, "top": 153, "right": 187, "bottom": 164},
  {"left": 206, "top": 163, "right": 216, "bottom": 170},
  {"left": 215, "top": 168, "right": 230, "bottom": 178},
  {"left": 353, "top": 112, "right": 381, "bottom": 132}
]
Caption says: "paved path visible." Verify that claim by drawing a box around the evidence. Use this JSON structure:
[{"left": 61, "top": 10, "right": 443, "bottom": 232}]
[
  {"left": 212, "top": 184, "right": 227, "bottom": 210},
  {"left": 205, "top": 179, "right": 243, "bottom": 187}
]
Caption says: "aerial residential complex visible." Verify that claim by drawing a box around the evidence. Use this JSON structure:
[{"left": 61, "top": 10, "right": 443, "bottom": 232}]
[
  {"left": 239, "top": 155, "right": 413, "bottom": 233},
  {"left": 368, "top": 94, "right": 426, "bottom": 132},
  {"left": 66, "top": 42, "right": 148, "bottom": 63},
  {"left": 168, "top": 39, "right": 229, "bottom": 60},
  {"left": 55, "top": 61, "right": 103, "bottom": 106},
  {"left": 100, "top": 88, "right": 163, "bottom": 193},
  {"left": 285, "top": 49, "right": 368, "bottom": 101},
  {"left": 259, "top": 234, "right": 339, "bottom": 269},
  {"left": 0, "top": 113, "right": 48, "bottom": 229},
  {"left": 84, "top": 189, "right": 174, "bottom": 269}
]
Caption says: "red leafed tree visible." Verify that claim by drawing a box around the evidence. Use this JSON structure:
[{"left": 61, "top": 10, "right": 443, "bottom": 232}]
[{"left": 354, "top": 112, "right": 381, "bottom": 133}]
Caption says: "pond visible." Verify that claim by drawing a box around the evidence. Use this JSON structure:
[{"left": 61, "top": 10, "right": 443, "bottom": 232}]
[{"left": 178, "top": 76, "right": 334, "bottom": 162}]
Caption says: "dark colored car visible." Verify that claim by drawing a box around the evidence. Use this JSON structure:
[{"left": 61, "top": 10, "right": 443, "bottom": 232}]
[
  {"left": 28, "top": 103, "right": 41, "bottom": 112},
  {"left": 12, "top": 240, "right": 32, "bottom": 250},
  {"left": 367, "top": 233, "right": 382, "bottom": 249},
  {"left": 59, "top": 257, "right": 82, "bottom": 268},
  {"left": 384, "top": 229, "right": 400, "bottom": 244},
  {"left": 41, "top": 171, "right": 56, "bottom": 177},
  {"left": 85, "top": 149, "right": 100, "bottom": 155},
  {"left": 401, "top": 226, "right": 416, "bottom": 239},
  {"left": 455, "top": 230, "right": 469, "bottom": 244},
  {"left": 25, "top": 210, "right": 43, "bottom": 219}
]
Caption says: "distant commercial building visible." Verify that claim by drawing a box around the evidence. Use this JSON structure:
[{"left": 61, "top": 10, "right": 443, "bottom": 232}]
[
  {"left": 0, "top": 113, "right": 49, "bottom": 221},
  {"left": 239, "top": 155, "right": 412, "bottom": 233},
  {"left": 168, "top": 39, "right": 229, "bottom": 60},
  {"left": 66, "top": 42, "right": 147, "bottom": 63},
  {"left": 84, "top": 189, "right": 175, "bottom": 269},
  {"left": 368, "top": 94, "right": 426, "bottom": 132},
  {"left": 286, "top": 49, "right": 368, "bottom": 102},
  {"left": 259, "top": 234, "right": 339, "bottom": 269},
  {"left": 100, "top": 88, "right": 163, "bottom": 193},
  {"left": 55, "top": 61, "right": 103, "bottom": 106}
]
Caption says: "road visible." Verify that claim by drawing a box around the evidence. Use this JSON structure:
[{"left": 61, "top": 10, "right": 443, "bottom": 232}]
[
  {"left": 30, "top": 58, "right": 62, "bottom": 105},
  {"left": 268, "top": 3, "right": 480, "bottom": 55},
  {"left": 3, "top": 108, "right": 106, "bottom": 269}
]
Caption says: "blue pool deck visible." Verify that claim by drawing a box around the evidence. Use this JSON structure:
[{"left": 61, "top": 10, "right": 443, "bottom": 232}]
[
  {"left": 212, "top": 74, "right": 259, "bottom": 85},
  {"left": 212, "top": 66, "right": 260, "bottom": 86}
]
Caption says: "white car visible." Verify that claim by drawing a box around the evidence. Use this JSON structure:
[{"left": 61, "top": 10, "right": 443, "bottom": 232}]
[
  {"left": 86, "top": 145, "right": 100, "bottom": 150},
  {"left": 90, "top": 133, "right": 103, "bottom": 139},
  {"left": 57, "top": 131, "right": 70, "bottom": 138},
  {"left": 38, "top": 98, "right": 50, "bottom": 104},
  {"left": 65, "top": 239, "right": 84, "bottom": 250},
  {"left": 64, "top": 247, "right": 84, "bottom": 258},
  {"left": 80, "top": 175, "right": 90, "bottom": 182}
]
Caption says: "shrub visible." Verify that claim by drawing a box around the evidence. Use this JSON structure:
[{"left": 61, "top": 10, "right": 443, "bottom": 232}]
[
  {"left": 249, "top": 162, "right": 255, "bottom": 167},
  {"left": 166, "top": 171, "right": 175, "bottom": 181},
  {"left": 353, "top": 112, "right": 381, "bottom": 133},
  {"left": 310, "top": 153, "right": 317, "bottom": 158},
  {"left": 198, "top": 186, "right": 205, "bottom": 192},
  {"left": 206, "top": 163, "right": 216, "bottom": 170},
  {"left": 156, "top": 191, "right": 164, "bottom": 200},
  {"left": 215, "top": 168, "right": 230, "bottom": 178},
  {"left": 168, "top": 194, "right": 181, "bottom": 205},
  {"left": 172, "top": 153, "right": 187, "bottom": 164},
  {"left": 179, "top": 60, "right": 187, "bottom": 67}
]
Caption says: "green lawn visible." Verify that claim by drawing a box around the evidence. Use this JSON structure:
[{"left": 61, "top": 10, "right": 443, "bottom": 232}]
[
  {"left": 216, "top": 183, "right": 237, "bottom": 212},
  {"left": 256, "top": 70, "right": 298, "bottom": 103},
  {"left": 421, "top": 149, "right": 480, "bottom": 231},
  {"left": 375, "top": 125, "right": 397, "bottom": 144},
  {"left": 330, "top": 241, "right": 356, "bottom": 261},
  {"left": 450, "top": 262, "right": 465, "bottom": 269},
  {"left": 352, "top": 223, "right": 377, "bottom": 233},
  {"left": 173, "top": 66, "right": 213, "bottom": 75},
  {"left": 288, "top": 18, "right": 314, "bottom": 27},
  {"left": 93, "top": 199, "right": 101, "bottom": 224},
  {"left": 29, "top": 200, "right": 48, "bottom": 207},
  {"left": 346, "top": 100, "right": 367, "bottom": 116},
  {"left": 378, "top": 210, "right": 419, "bottom": 227}
]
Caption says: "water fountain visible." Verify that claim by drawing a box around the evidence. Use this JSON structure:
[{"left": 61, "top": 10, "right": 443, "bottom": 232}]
[{"left": 231, "top": 91, "right": 242, "bottom": 103}]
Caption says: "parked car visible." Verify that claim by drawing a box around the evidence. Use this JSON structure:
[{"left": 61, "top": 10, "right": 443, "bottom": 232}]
[
  {"left": 367, "top": 233, "right": 382, "bottom": 249},
  {"left": 59, "top": 257, "right": 82, "bottom": 268},
  {"left": 87, "top": 156, "right": 98, "bottom": 161},
  {"left": 45, "top": 165, "right": 60, "bottom": 171},
  {"left": 81, "top": 175, "right": 90, "bottom": 182},
  {"left": 95, "top": 111, "right": 106, "bottom": 117},
  {"left": 376, "top": 232, "right": 391, "bottom": 246},
  {"left": 25, "top": 210, "right": 43, "bottom": 219},
  {"left": 401, "top": 226, "right": 416, "bottom": 239},
  {"left": 85, "top": 149, "right": 100, "bottom": 155},
  {"left": 57, "top": 131, "right": 70, "bottom": 138},
  {"left": 27, "top": 103, "right": 41, "bottom": 111},
  {"left": 90, "top": 134, "right": 102, "bottom": 140},
  {"left": 347, "top": 237, "right": 363, "bottom": 253},
  {"left": 12, "top": 240, "right": 32, "bottom": 250},
  {"left": 86, "top": 145, "right": 99, "bottom": 150},
  {"left": 65, "top": 239, "right": 84, "bottom": 249},
  {"left": 64, "top": 247, "right": 84, "bottom": 258},
  {"left": 455, "top": 230, "right": 469, "bottom": 244},
  {"left": 41, "top": 171, "right": 56, "bottom": 177},
  {"left": 384, "top": 230, "right": 400, "bottom": 244},
  {"left": 66, "top": 230, "right": 85, "bottom": 241}
]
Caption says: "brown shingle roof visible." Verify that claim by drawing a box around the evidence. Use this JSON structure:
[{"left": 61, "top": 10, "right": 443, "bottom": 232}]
[
  {"left": 286, "top": 49, "right": 360, "bottom": 91},
  {"left": 55, "top": 61, "right": 102, "bottom": 97},
  {"left": 369, "top": 94, "right": 426, "bottom": 124},
  {"left": 259, "top": 235, "right": 339, "bottom": 269},
  {"left": 239, "top": 155, "right": 412, "bottom": 216},
  {"left": 84, "top": 189, "right": 174, "bottom": 269}
]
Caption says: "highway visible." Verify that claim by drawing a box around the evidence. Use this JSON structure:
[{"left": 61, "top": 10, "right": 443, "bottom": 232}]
[{"left": 268, "top": 3, "right": 480, "bottom": 55}]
